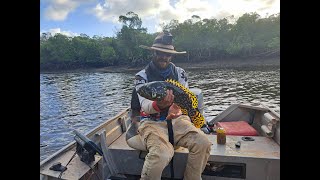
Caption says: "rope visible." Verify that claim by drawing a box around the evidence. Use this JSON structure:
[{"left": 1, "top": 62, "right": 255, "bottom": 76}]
[{"left": 58, "top": 150, "right": 77, "bottom": 179}]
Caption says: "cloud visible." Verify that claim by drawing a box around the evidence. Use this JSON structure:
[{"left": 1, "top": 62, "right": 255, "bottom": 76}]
[
  {"left": 40, "top": 28, "right": 79, "bottom": 37},
  {"left": 86, "top": 0, "right": 279, "bottom": 34},
  {"left": 215, "top": 0, "right": 280, "bottom": 19},
  {"left": 243, "top": 0, "right": 277, "bottom": 6},
  {"left": 91, "top": 0, "right": 165, "bottom": 23},
  {"left": 43, "top": 0, "right": 95, "bottom": 21},
  {"left": 91, "top": 0, "right": 215, "bottom": 33},
  {"left": 99, "top": 0, "right": 214, "bottom": 22},
  {"left": 170, "top": 0, "right": 214, "bottom": 21},
  {"left": 215, "top": 10, "right": 234, "bottom": 20}
]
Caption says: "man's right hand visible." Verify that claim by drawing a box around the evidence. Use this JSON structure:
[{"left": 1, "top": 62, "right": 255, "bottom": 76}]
[{"left": 156, "top": 89, "right": 174, "bottom": 110}]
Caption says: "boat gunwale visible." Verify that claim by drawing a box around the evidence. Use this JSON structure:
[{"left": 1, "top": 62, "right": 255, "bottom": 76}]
[
  {"left": 40, "top": 107, "right": 130, "bottom": 167},
  {"left": 259, "top": 102, "right": 280, "bottom": 119}
]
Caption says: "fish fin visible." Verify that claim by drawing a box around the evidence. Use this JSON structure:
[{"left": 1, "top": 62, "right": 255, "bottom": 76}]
[{"left": 165, "top": 79, "right": 198, "bottom": 109}]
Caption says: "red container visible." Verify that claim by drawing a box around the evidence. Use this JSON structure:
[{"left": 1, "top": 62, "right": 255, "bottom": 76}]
[{"left": 216, "top": 121, "right": 258, "bottom": 136}]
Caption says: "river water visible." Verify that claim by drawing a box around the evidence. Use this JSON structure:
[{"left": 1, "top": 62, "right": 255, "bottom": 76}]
[{"left": 40, "top": 66, "right": 280, "bottom": 161}]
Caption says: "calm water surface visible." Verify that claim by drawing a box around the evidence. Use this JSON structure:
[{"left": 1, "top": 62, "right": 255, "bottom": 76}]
[{"left": 40, "top": 67, "right": 279, "bottom": 161}]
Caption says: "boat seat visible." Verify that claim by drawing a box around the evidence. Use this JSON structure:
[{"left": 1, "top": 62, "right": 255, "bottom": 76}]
[{"left": 108, "top": 130, "right": 280, "bottom": 179}]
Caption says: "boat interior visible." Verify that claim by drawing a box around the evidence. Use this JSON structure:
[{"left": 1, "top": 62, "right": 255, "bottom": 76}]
[{"left": 40, "top": 102, "right": 280, "bottom": 180}]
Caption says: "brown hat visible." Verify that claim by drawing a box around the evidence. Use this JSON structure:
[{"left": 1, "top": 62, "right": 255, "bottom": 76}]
[{"left": 139, "top": 32, "right": 186, "bottom": 54}]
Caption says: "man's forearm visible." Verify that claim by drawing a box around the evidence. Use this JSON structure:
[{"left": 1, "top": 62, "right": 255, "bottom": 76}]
[{"left": 140, "top": 98, "right": 160, "bottom": 114}]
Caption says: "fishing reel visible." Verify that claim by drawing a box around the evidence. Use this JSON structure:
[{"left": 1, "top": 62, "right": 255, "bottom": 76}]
[{"left": 74, "top": 130, "right": 103, "bottom": 165}]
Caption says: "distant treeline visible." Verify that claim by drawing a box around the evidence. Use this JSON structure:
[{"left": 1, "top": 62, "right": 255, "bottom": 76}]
[{"left": 40, "top": 11, "right": 279, "bottom": 71}]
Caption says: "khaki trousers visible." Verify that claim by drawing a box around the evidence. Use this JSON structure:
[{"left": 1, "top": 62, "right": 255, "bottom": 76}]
[{"left": 137, "top": 115, "right": 212, "bottom": 180}]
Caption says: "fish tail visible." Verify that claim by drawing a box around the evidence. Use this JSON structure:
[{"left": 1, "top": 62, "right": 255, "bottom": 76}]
[{"left": 191, "top": 110, "right": 205, "bottom": 128}]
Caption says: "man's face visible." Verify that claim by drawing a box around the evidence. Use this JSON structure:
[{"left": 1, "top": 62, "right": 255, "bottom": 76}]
[{"left": 153, "top": 51, "right": 173, "bottom": 69}]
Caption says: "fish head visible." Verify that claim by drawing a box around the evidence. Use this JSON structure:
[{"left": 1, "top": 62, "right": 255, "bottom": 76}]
[{"left": 137, "top": 81, "right": 167, "bottom": 101}]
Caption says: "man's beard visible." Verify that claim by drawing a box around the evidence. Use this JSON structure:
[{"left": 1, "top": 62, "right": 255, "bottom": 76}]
[{"left": 153, "top": 59, "right": 170, "bottom": 70}]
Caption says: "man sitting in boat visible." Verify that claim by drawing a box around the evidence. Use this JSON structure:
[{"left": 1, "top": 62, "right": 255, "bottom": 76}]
[{"left": 129, "top": 31, "right": 211, "bottom": 180}]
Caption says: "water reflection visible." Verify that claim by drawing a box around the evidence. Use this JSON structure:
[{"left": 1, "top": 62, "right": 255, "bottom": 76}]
[
  {"left": 40, "top": 67, "right": 279, "bottom": 161},
  {"left": 40, "top": 72, "right": 136, "bottom": 161},
  {"left": 187, "top": 68, "right": 280, "bottom": 121}
]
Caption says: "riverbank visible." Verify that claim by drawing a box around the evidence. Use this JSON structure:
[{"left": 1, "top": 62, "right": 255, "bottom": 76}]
[
  {"left": 97, "top": 57, "right": 280, "bottom": 73},
  {"left": 41, "top": 57, "right": 280, "bottom": 74}
]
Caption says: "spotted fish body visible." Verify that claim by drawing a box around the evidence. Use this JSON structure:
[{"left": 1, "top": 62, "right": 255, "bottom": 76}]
[{"left": 137, "top": 79, "right": 205, "bottom": 128}]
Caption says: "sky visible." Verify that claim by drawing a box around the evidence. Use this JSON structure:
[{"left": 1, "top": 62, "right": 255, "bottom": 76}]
[{"left": 40, "top": 0, "right": 280, "bottom": 38}]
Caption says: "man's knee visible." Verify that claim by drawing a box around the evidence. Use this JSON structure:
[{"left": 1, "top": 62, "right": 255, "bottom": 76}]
[
  {"left": 147, "top": 143, "right": 174, "bottom": 166},
  {"left": 189, "top": 133, "right": 212, "bottom": 153}
]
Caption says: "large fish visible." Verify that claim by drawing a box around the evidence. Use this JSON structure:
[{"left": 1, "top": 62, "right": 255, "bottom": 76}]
[{"left": 137, "top": 79, "right": 205, "bottom": 128}]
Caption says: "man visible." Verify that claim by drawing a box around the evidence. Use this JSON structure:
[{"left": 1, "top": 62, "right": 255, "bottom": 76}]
[{"left": 133, "top": 32, "right": 211, "bottom": 180}]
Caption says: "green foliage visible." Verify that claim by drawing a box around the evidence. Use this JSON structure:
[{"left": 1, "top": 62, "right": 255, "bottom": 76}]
[
  {"left": 40, "top": 11, "right": 280, "bottom": 71},
  {"left": 100, "top": 46, "right": 116, "bottom": 65}
]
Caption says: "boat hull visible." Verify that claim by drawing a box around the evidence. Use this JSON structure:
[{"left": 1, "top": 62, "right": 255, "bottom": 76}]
[{"left": 40, "top": 103, "right": 280, "bottom": 180}]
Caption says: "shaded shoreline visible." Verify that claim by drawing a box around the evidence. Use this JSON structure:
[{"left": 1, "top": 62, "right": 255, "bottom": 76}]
[{"left": 40, "top": 57, "right": 280, "bottom": 74}]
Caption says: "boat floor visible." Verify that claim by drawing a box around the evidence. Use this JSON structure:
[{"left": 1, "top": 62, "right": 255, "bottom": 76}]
[{"left": 40, "top": 150, "right": 102, "bottom": 179}]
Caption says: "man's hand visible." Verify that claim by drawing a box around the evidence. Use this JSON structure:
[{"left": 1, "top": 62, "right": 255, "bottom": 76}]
[
  {"left": 156, "top": 89, "right": 174, "bottom": 110},
  {"left": 166, "top": 103, "right": 182, "bottom": 120}
]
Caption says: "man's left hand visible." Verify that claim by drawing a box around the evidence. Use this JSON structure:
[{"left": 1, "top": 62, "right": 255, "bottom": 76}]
[{"left": 166, "top": 103, "right": 182, "bottom": 120}]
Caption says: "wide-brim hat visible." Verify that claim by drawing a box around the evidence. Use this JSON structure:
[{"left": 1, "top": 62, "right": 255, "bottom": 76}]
[{"left": 139, "top": 32, "right": 186, "bottom": 54}]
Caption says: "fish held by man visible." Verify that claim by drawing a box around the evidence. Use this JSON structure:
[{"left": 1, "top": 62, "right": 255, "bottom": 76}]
[{"left": 137, "top": 79, "right": 205, "bottom": 128}]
